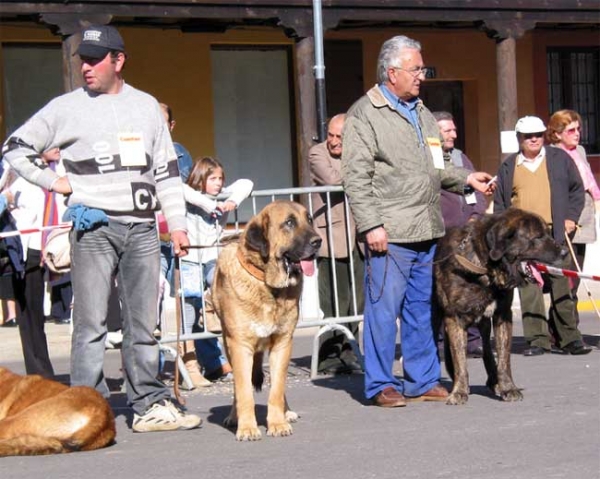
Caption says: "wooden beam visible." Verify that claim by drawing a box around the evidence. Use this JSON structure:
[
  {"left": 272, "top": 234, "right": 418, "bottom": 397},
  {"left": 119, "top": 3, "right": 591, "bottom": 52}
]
[
  {"left": 496, "top": 37, "right": 518, "bottom": 161},
  {"left": 294, "top": 36, "right": 317, "bottom": 188},
  {"left": 1, "top": 4, "right": 599, "bottom": 25},
  {"left": 61, "top": 33, "right": 85, "bottom": 93},
  {"left": 2, "top": 0, "right": 599, "bottom": 10}
]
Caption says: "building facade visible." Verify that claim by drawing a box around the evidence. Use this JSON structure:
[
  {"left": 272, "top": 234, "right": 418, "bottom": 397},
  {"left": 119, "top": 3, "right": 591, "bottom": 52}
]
[{"left": 1, "top": 1, "right": 598, "bottom": 188}]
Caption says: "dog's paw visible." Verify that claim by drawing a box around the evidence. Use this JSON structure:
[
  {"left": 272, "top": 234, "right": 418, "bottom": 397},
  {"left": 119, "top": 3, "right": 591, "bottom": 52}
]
[
  {"left": 500, "top": 388, "right": 523, "bottom": 402},
  {"left": 285, "top": 410, "right": 299, "bottom": 423},
  {"left": 266, "top": 421, "right": 293, "bottom": 437},
  {"left": 446, "top": 392, "right": 469, "bottom": 405},
  {"left": 235, "top": 425, "right": 262, "bottom": 441}
]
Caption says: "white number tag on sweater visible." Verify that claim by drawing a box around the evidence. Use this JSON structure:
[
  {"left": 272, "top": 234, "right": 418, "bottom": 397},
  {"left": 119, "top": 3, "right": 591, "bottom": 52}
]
[
  {"left": 118, "top": 132, "right": 147, "bottom": 167},
  {"left": 426, "top": 137, "right": 445, "bottom": 169}
]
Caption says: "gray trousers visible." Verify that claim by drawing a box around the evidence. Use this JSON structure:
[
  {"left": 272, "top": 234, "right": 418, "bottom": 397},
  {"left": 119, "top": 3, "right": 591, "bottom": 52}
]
[{"left": 70, "top": 221, "right": 170, "bottom": 415}]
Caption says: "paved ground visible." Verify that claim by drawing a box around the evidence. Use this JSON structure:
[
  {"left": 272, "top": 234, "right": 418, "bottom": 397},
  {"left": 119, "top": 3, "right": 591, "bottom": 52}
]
[{"left": 1, "top": 299, "right": 599, "bottom": 479}]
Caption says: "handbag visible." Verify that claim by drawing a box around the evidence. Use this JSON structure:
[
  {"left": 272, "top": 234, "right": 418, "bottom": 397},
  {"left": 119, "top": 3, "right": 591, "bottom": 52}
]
[
  {"left": 43, "top": 228, "right": 71, "bottom": 273},
  {"left": 180, "top": 260, "right": 203, "bottom": 297}
]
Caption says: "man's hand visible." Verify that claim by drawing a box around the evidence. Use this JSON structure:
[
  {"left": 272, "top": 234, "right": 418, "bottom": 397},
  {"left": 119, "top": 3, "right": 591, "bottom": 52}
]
[
  {"left": 51, "top": 177, "right": 73, "bottom": 195},
  {"left": 365, "top": 226, "right": 388, "bottom": 253},
  {"left": 565, "top": 219, "right": 577, "bottom": 235},
  {"left": 171, "top": 230, "right": 190, "bottom": 257},
  {"left": 466, "top": 172, "right": 496, "bottom": 195}
]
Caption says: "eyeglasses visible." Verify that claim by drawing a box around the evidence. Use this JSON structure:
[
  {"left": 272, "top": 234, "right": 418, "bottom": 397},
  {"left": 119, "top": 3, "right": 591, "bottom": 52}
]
[
  {"left": 393, "top": 66, "right": 431, "bottom": 78},
  {"left": 564, "top": 127, "right": 581, "bottom": 135},
  {"left": 523, "top": 132, "right": 544, "bottom": 140}
]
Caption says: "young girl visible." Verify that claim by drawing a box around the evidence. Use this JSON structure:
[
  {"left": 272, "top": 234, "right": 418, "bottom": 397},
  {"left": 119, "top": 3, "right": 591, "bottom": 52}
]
[{"left": 181, "top": 157, "right": 253, "bottom": 381}]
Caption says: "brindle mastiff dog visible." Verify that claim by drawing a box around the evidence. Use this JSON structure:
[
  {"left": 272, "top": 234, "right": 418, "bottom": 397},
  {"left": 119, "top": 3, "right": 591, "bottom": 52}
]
[
  {"left": 212, "top": 200, "right": 321, "bottom": 441},
  {"left": 434, "top": 208, "right": 565, "bottom": 405},
  {"left": 0, "top": 367, "right": 116, "bottom": 456}
]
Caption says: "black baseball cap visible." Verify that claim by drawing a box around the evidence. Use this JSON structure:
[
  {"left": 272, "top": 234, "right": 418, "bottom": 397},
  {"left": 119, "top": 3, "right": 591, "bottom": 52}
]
[{"left": 75, "top": 25, "right": 125, "bottom": 59}]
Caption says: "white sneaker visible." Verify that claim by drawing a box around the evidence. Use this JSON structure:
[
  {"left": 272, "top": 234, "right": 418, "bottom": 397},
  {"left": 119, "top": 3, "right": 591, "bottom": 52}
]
[{"left": 132, "top": 400, "right": 202, "bottom": 433}]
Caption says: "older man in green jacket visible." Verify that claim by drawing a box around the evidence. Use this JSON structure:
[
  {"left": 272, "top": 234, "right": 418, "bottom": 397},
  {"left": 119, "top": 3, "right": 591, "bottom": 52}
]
[{"left": 342, "top": 35, "right": 493, "bottom": 407}]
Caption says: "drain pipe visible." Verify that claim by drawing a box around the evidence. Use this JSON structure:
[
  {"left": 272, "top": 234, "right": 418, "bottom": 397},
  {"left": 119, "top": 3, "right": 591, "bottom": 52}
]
[{"left": 313, "top": 0, "right": 327, "bottom": 142}]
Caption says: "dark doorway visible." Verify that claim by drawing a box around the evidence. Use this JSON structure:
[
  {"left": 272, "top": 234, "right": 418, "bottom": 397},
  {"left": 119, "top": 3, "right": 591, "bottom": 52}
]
[
  {"left": 420, "top": 81, "right": 466, "bottom": 153},
  {"left": 324, "top": 40, "right": 364, "bottom": 118}
]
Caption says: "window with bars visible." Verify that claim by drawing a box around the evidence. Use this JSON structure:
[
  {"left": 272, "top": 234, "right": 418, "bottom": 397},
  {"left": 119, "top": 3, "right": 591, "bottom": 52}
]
[{"left": 547, "top": 47, "right": 600, "bottom": 154}]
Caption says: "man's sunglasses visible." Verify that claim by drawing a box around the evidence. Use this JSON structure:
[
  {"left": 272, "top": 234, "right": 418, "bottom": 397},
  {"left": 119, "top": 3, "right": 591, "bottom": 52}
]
[{"left": 523, "top": 132, "right": 544, "bottom": 140}]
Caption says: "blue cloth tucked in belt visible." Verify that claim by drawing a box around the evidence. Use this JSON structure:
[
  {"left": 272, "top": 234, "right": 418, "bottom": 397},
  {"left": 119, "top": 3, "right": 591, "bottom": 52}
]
[{"left": 63, "top": 204, "right": 109, "bottom": 231}]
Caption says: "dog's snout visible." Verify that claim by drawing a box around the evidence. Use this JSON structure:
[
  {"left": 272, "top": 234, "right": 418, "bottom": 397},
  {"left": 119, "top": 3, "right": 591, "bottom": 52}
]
[{"left": 311, "top": 235, "right": 322, "bottom": 250}]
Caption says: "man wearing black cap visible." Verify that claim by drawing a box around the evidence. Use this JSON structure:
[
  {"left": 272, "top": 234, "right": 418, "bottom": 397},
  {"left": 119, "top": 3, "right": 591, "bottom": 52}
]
[{"left": 2, "top": 25, "right": 202, "bottom": 432}]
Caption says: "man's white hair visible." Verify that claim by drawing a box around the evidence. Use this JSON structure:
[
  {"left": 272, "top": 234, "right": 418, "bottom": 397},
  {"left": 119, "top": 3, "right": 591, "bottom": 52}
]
[{"left": 376, "top": 35, "right": 422, "bottom": 84}]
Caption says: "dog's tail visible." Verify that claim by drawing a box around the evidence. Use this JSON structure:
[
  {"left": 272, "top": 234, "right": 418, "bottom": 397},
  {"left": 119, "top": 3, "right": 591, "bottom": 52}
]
[{"left": 252, "top": 352, "right": 265, "bottom": 391}]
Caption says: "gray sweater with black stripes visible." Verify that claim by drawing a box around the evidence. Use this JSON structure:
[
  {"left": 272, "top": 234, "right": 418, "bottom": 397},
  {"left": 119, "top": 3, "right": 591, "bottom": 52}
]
[{"left": 2, "top": 83, "right": 186, "bottom": 231}]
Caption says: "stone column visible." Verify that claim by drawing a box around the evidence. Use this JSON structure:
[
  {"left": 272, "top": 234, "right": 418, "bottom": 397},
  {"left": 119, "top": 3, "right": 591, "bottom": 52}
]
[
  {"left": 485, "top": 19, "right": 536, "bottom": 161},
  {"left": 294, "top": 36, "right": 318, "bottom": 188}
]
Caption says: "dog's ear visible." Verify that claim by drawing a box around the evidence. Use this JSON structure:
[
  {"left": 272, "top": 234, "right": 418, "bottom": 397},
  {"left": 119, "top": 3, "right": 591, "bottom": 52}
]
[
  {"left": 244, "top": 213, "right": 270, "bottom": 260},
  {"left": 486, "top": 221, "right": 514, "bottom": 261}
]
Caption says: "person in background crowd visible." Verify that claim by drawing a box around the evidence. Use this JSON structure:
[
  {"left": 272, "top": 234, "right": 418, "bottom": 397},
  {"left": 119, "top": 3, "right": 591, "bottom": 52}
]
[
  {"left": 309, "top": 113, "right": 364, "bottom": 375},
  {"left": 0, "top": 166, "right": 21, "bottom": 330},
  {"left": 433, "top": 111, "right": 487, "bottom": 358},
  {"left": 546, "top": 109, "right": 600, "bottom": 325},
  {"left": 341, "top": 35, "right": 494, "bottom": 408},
  {"left": 157, "top": 102, "right": 212, "bottom": 389},
  {"left": 2, "top": 153, "right": 56, "bottom": 378},
  {"left": 493, "top": 115, "right": 591, "bottom": 356},
  {"left": 183, "top": 156, "right": 252, "bottom": 381},
  {"left": 2, "top": 24, "right": 201, "bottom": 432},
  {"left": 40, "top": 148, "right": 73, "bottom": 326}
]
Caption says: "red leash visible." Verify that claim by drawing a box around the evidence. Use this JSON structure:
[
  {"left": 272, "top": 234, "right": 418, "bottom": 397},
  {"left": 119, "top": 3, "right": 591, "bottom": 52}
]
[{"left": 533, "top": 263, "right": 600, "bottom": 282}]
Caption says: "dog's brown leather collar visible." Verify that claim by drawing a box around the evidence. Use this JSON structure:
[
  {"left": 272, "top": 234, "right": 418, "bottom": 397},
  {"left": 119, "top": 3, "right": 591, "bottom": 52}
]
[
  {"left": 454, "top": 253, "right": 488, "bottom": 275},
  {"left": 455, "top": 230, "right": 488, "bottom": 276},
  {"left": 236, "top": 247, "right": 265, "bottom": 281}
]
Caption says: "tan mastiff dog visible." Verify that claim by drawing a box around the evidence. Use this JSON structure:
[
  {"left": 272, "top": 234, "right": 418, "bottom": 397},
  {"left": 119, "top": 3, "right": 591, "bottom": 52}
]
[
  {"left": 212, "top": 200, "right": 321, "bottom": 441},
  {"left": 0, "top": 367, "right": 116, "bottom": 456}
]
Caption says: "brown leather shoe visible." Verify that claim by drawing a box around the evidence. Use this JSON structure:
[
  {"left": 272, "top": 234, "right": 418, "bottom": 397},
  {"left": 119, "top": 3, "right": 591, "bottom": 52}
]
[
  {"left": 372, "top": 387, "right": 407, "bottom": 408},
  {"left": 406, "top": 383, "right": 449, "bottom": 402}
]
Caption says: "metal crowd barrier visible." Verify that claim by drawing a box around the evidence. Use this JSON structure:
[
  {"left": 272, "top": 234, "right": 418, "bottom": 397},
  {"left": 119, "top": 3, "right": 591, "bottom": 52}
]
[{"left": 159, "top": 185, "right": 364, "bottom": 384}]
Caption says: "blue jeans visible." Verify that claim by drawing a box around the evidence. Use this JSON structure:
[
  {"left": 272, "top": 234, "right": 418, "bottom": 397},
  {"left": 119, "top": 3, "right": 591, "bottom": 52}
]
[
  {"left": 363, "top": 241, "right": 441, "bottom": 399},
  {"left": 70, "top": 221, "right": 170, "bottom": 415}
]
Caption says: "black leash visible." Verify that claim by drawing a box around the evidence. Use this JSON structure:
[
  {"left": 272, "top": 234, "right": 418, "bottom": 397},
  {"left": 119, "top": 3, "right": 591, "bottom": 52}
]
[{"left": 365, "top": 247, "right": 455, "bottom": 304}]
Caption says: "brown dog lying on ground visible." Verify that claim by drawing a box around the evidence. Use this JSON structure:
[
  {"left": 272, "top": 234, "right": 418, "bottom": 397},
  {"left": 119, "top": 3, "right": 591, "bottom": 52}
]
[
  {"left": 212, "top": 200, "right": 321, "bottom": 441},
  {"left": 434, "top": 208, "right": 565, "bottom": 405},
  {"left": 0, "top": 367, "right": 116, "bottom": 456}
]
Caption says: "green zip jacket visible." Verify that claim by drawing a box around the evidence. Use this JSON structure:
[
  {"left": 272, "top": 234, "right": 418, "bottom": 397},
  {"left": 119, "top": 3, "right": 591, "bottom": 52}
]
[{"left": 341, "top": 84, "right": 470, "bottom": 244}]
